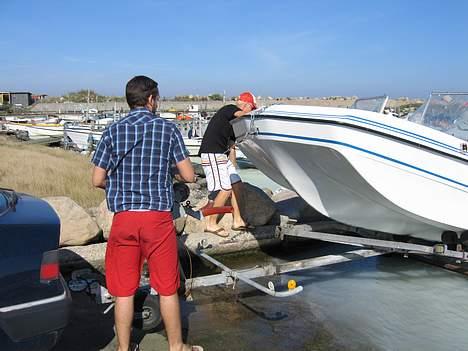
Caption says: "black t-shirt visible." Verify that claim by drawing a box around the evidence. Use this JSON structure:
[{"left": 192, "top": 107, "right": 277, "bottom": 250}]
[{"left": 199, "top": 104, "right": 241, "bottom": 154}]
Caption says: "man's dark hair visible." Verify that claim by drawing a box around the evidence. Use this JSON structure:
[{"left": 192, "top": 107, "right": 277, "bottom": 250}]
[{"left": 125, "top": 75, "right": 159, "bottom": 109}]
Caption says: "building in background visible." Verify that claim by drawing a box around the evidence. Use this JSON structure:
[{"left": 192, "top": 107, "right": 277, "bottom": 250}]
[
  {"left": 32, "top": 94, "right": 48, "bottom": 102},
  {"left": 9, "top": 92, "right": 33, "bottom": 107},
  {"left": 0, "top": 92, "right": 10, "bottom": 105}
]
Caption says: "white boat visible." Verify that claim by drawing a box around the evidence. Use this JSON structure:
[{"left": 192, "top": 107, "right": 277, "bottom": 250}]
[
  {"left": 232, "top": 93, "right": 468, "bottom": 242},
  {"left": 174, "top": 115, "right": 208, "bottom": 156},
  {"left": 64, "top": 124, "right": 104, "bottom": 150},
  {"left": 64, "top": 115, "right": 205, "bottom": 155},
  {"left": 4, "top": 120, "right": 64, "bottom": 139}
]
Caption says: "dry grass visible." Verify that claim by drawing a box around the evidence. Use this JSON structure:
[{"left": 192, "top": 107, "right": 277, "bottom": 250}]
[{"left": 0, "top": 136, "right": 105, "bottom": 209}]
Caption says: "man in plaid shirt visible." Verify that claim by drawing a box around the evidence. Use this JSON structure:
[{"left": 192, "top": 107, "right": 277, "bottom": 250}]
[{"left": 92, "top": 76, "right": 203, "bottom": 351}]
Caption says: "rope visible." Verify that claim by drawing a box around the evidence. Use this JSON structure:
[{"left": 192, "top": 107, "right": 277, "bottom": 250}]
[{"left": 178, "top": 237, "right": 193, "bottom": 298}]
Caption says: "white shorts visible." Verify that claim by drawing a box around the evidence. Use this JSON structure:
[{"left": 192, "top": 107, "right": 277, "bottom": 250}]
[{"left": 201, "top": 153, "right": 241, "bottom": 191}]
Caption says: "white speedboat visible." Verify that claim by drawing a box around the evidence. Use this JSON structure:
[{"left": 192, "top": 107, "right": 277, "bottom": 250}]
[{"left": 232, "top": 93, "right": 468, "bottom": 241}]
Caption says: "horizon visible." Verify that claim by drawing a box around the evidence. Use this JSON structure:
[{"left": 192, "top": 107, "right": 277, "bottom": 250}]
[{"left": 1, "top": 0, "right": 467, "bottom": 98}]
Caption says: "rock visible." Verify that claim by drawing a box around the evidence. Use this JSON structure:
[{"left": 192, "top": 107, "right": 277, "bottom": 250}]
[
  {"left": 196, "top": 177, "right": 207, "bottom": 187},
  {"left": 184, "top": 216, "right": 205, "bottom": 234},
  {"left": 272, "top": 189, "right": 327, "bottom": 223},
  {"left": 187, "top": 189, "right": 207, "bottom": 206},
  {"left": 43, "top": 196, "right": 101, "bottom": 247},
  {"left": 186, "top": 182, "right": 201, "bottom": 191},
  {"left": 87, "top": 206, "right": 99, "bottom": 220},
  {"left": 193, "top": 163, "right": 205, "bottom": 177},
  {"left": 238, "top": 183, "right": 277, "bottom": 226},
  {"left": 95, "top": 200, "right": 114, "bottom": 240},
  {"left": 173, "top": 216, "right": 186, "bottom": 235},
  {"left": 174, "top": 181, "right": 208, "bottom": 207}
]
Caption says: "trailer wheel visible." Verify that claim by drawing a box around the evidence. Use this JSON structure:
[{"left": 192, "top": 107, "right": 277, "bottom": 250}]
[{"left": 133, "top": 293, "right": 161, "bottom": 331}]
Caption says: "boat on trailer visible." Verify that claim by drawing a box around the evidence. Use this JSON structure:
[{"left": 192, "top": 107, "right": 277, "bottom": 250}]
[{"left": 232, "top": 93, "right": 468, "bottom": 242}]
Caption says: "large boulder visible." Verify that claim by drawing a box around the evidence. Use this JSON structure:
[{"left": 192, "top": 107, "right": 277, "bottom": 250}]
[
  {"left": 43, "top": 196, "right": 101, "bottom": 247},
  {"left": 272, "top": 189, "right": 327, "bottom": 223},
  {"left": 238, "top": 183, "right": 277, "bottom": 226},
  {"left": 95, "top": 200, "right": 114, "bottom": 240}
]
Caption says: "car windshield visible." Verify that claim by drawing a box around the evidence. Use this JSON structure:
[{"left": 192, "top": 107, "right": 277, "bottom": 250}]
[
  {"left": 351, "top": 95, "right": 389, "bottom": 114},
  {"left": 408, "top": 92, "right": 468, "bottom": 140}
]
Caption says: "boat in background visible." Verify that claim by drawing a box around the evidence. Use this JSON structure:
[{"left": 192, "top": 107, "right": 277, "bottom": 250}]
[
  {"left": 64, "top": 123, "right": 104, "bottom": 150},
  {"left": 64, "top": 110, "right": 208, "bottom": 155},
  {"left": 4, "top": 119, "right": 64, "bottom": 139},
  {"left": 232, "top": 92, "right": 468, "bottom": 242}
]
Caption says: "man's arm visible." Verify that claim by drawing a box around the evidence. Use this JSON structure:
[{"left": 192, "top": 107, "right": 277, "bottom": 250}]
[
  {"left": 234, "top": 102, "right": 253, "bottom": 118},
  {"left": 234, "top": 109, "right": 250, "bottom": 118},
  {"left": 92, "top": 166, "right": 107, "bottom": 189},
  {"left": 228, "top": 145, "right": 237, "bottom": 168},
  {"left": 175, "top": 158, "right": 196, "bottom": 183},
  {"left": 91, "top": 130, "right": 111, "bottom": 189}
]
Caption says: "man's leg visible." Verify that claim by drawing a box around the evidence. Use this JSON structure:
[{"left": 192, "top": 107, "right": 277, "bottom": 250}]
[
  {"left": 160, "top": 293, "right": 184, "bottom": 351},
  {"left": 142, "top": 212, "right": 197, "bottom": 351},
  {"left": 114, "top": 296, "right": 134, "bottom": 351},
  {"left": 105, "top": 212, "right": 142, "bottom": 351},
  {"left": 231, "top": 182, "right": 247, "bottom": 228},
  {"left": 205, "top": 189, "right": 231, "bottom": 232}
]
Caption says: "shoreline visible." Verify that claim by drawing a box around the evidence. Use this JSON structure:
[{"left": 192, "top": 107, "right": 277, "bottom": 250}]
[{"left": 18, "top": 97, "right": 423, "bottom": 114}]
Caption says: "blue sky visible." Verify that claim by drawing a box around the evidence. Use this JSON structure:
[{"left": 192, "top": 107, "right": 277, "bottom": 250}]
[{"left": 1, "top": 0, "right": 467, "bottom": 98}]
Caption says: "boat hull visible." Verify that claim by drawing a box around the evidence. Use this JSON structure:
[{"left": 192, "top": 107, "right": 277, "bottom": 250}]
[{"left": 233, "top": 106, "right": 468, "bottom": 241}]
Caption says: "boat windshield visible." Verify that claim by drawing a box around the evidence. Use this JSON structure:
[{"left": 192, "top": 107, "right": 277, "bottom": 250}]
[
  {"left": 350, "top": 95, "right": 389, "bottom": 114},
  {"left": 408, "top": 92, "right": 468, "bottom": 140}
]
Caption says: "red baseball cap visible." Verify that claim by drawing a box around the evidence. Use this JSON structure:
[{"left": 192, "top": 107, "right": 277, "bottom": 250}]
[{"left": 239, "top": 91, "right": 257, "bottom": 109}]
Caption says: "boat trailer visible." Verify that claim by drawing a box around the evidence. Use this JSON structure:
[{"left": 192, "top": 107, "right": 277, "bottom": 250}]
[{"left": 184, "top": 216, "right": 468, "bottom": 299}]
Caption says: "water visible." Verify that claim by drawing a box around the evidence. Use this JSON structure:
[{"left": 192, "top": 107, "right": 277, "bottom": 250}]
[
  {"left": 184, "top": 247, "right": 468, "bottom": 351},
  {"left": 236, "top": 166, "right": 281, "bottom": 192},
  {"left": 289, "top": 254, "right": 468, "bottom": 350}
]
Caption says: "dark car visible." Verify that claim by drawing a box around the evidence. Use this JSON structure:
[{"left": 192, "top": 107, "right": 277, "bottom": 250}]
[{"left": 0, "top": 188, "right": 71, "bottom": 351}]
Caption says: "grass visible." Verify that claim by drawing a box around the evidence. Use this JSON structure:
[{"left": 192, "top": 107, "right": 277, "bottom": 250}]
[{"left": 0, "top": 136, "right": 105, "bottom": 209}]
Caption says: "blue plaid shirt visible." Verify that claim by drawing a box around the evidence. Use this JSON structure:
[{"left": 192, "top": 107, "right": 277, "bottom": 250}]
[{"left": 92, "top": 108, "right": 189, "bottom": 212}]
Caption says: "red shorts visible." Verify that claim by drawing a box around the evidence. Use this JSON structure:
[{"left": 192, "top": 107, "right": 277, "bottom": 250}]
[{"left": 105, "top": 211, "right": 180, "bottom": 297}]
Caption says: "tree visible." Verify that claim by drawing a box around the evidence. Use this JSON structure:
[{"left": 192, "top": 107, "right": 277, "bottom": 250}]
[{"left": 208, "top": 93, "right": 223, "bottom": 101}]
